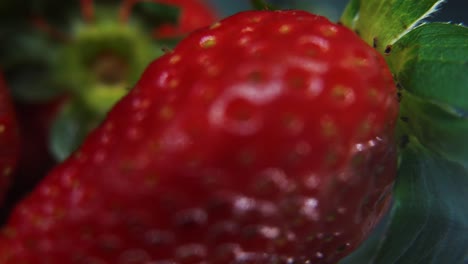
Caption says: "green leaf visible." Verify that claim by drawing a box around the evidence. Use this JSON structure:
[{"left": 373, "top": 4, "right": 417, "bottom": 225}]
[
  {"left": 386, "top": 22, "right": 468, "bottom": 168},
  {"left": 130, "top": 2, "right": 181, "bottom": 30},
  {"left": 386, "top": 23, "right": 468, "bottom": 110},
  {"left": 340, "top": 0, "right": 445, "bottom": 54},
  {"left": 341, "top": 141, "right": 468, "bottom": 264}
]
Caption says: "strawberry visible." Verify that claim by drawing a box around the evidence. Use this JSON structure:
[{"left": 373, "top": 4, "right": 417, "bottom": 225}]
[
  {"left": 0, "top": 10, "right": 398, "bottom": 263},
  {"left": 0, "top": 73, "right": 19, "bottom": 207}
]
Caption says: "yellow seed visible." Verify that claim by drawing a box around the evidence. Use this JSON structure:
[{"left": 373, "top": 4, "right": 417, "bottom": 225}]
[
  {"left": 343, "top": 56, "right": 368, "bottom": 67},
  {"left": 169, "top": 55, "right": 181, "bottom": 64},
  {"left": 169, "top": 79, "right": 179, "bottom": 89},
  {"left": 0, "top": 125, "right": 5, "bottom": 133},
  {"left": 331, "top": 85, "right": 354, "bottom": 104},
  {"left": 321, "top": 25, "right": 338, "bottom": 37},
  {"left": 210, "top": 22, "right": 221, "bottom": 29},
  {"left": 160, "top": 105, "right": 174, "bottom": 120},
  {"left": 321, "top": 118, "right": 336, "bottom": 137},
  {"left": 200, "top": 36, "right": 216, "bottom": 48},
  {"left": 358, "top": 120, "right": 372, "bottom": 137},
  {"left": 367, "top": 88, "right": 380, "bottom": 104},
  {"left": 241, "top": 26, "right": 254, "bottom": 33},
  {"left": 251, "top": 17, "right": 262, "bottom": 23},
  {"left": 279, "top": 24, "right": 291, "bottom": 34},
  {"left": 206, "top": 66, "right": 220, "bottom": 76}
]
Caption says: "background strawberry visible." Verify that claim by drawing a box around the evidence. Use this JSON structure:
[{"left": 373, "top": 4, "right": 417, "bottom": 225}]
[
  {"left": 0, "top": 0, "right": 217, "bottom": 222},
  {"left": 121, "top": 0, "right": 218, "bottom": 39},
  {"left": 0, "top": 73, "right": 19, "bottom": 207},
  {"left": 0, "top": 10, "right": 397, "bottom": 263}
]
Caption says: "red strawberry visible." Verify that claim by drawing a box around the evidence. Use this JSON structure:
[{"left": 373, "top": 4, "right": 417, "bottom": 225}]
[
  {"left": 0, "top": 73, "right": 20, "bottom": 206},
  {"left": 0, "top": 10, "right": 397, "bottom": 263},
  {"left": 121, "top": 0, "right": 218, "bottom": 38}
]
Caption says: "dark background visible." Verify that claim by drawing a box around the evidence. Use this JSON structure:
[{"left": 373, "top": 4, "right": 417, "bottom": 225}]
[{"left": 207, "top": 0, "right": 468, "bottom": 24}]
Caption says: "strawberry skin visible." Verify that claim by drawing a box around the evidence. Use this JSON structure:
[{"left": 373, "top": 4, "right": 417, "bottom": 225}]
[
  {"left": 0, "top": 73, "right": 19, "bottom": 206},
  {"left": 0, "top": 10, "right": 397, "bottom": 264}
]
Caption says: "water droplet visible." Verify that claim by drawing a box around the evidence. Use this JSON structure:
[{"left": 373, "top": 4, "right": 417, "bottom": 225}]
[
  {"left": 258, "top": 225, "right": 280, "bottom": 239},
  {"left": 233, "top": 196, "right": 256, "bottom": 216},
  {"left": 301, "top": 198, "right": 319, "bottom": 221},
  {"left": 304, "top": 174, "right": 320, "bottom": 190}
]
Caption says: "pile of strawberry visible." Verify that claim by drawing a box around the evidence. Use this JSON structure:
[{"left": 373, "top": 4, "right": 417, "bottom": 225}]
[{"left": 0, "top": 0, "right": 466, "bottom": 263}]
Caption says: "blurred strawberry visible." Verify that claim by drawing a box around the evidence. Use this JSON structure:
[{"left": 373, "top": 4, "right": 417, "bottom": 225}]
[
  {"left": 0, "top": 0, "right": 217, "bottom": 220},
  {"left": 120, "top": 0, "right": 218, "bottom": 38},
  {"left": 0, "top": 73, "right": 20, "bottom": 207}
]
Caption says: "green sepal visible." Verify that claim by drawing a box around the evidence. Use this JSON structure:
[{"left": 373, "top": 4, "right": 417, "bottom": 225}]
[
  {"left": 54, "top": 17, "right": 164, "bottom": 95},
  {"left": 50, "top": 81, "right": 127, "bottom": 161},
  {"left": 50, "top": 80, "right": 129, "bottom": 161},
  {"left": 130, "top": 2, "right": 181, "bottom": 31},
  {"left": 341, "top": 141, "right": 468, "bottom": 264},
  {"left": 340, "top": 0, "right": 445, "bottom": 54},
  {"left": 50, "top": 100, "right": 98, "bottom": 161}
]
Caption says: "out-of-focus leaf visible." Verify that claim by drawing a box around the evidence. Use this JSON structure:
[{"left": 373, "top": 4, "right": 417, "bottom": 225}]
[
  {"left": 0, "top": 27, "right": 61, "bottom": 102},
  {"left": 130, "top": 2, "right": 181, "bottom": 30},
  {"left": 50, "top": 101, "right": 98, "bottom": 161}
]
